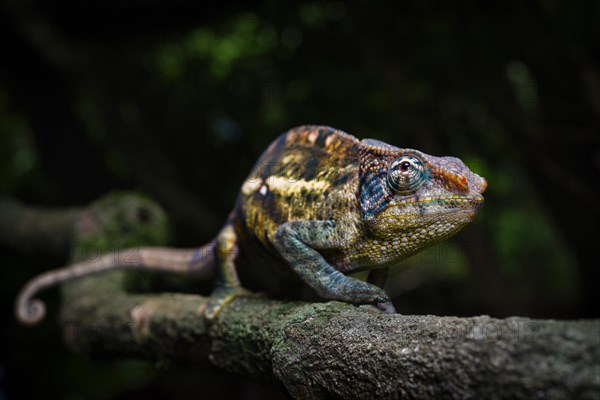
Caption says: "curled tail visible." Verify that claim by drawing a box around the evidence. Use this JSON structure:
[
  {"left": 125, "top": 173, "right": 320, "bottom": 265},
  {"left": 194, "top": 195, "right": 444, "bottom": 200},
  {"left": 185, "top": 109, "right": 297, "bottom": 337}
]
[{"left": 15, "top": 241, "right": 216, "bottom": 325}]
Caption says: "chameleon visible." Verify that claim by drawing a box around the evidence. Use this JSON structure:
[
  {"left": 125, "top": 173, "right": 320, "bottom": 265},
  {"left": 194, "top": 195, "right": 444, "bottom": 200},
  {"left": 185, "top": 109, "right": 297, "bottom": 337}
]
[{"left": 15, "top": 125, "right": 487, "bottom": 325}]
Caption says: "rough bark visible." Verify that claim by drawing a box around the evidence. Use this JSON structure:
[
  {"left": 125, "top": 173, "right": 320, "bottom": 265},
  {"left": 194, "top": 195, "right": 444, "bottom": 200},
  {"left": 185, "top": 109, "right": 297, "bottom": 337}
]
[
  {"left": 60, "top": 293, "right": 600, "bottom": 400},
  {"left": 5, "top": 193, "right": 600, "bottom": 400}
]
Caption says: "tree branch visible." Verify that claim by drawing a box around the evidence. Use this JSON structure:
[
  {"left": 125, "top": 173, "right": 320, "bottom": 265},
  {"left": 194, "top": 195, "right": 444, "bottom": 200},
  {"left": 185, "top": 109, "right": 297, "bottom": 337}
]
[
  {"left": 0, "top": 196, "right": 82, "bottom": 256},
  {"left": 60, "top": 292, "right": 600, "bottom": 400},
  {"left": 7, "top": 193, "right": 600, "bottom": 399}
]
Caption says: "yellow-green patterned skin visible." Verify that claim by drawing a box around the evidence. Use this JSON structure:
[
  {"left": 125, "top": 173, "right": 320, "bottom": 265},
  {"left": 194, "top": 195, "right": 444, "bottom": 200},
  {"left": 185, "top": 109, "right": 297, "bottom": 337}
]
[
  {"left": 233, "top": 126, "right": 486, "bottom": 277},
  {"left": 235, "top": 127, "right": 362, "bottom": 268}
]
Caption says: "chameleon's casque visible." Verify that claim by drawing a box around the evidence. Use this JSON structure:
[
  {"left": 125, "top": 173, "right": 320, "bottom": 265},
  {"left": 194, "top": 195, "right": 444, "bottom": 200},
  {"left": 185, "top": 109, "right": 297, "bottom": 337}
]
[{"left": 16, "top": 126, "right": 486, "bottom": 324}]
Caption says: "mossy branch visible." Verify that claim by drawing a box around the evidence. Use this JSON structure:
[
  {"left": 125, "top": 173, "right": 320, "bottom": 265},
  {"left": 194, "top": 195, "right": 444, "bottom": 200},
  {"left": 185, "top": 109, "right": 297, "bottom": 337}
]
[
  {"left": 60, "top": 292, "right": 600, "bottom": 400},
  {"left": 5, "top": 193, "right": 600, "bottom": 400}
]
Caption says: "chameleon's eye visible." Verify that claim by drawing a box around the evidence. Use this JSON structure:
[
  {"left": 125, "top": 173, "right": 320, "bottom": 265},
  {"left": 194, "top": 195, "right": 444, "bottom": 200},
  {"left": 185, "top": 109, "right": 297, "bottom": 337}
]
[{"left": 387, "top": 155, "right": 428, "bottom": 194}]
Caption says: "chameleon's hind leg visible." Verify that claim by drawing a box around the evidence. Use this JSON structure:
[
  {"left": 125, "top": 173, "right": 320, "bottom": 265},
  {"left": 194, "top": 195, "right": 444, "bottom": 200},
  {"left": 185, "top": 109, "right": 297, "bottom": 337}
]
[{"left": 203, "top": 224, "right": 251, "bottom": 319}]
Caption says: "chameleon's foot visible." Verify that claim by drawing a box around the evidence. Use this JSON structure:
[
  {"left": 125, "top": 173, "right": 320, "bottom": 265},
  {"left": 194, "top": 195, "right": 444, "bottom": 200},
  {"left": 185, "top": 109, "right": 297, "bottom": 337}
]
[
  {"left": 375, "top": 300, "right": 397, "bottom": 313},
  {"left": 202, "top": 286, "right": 254, "bottom": 320}
]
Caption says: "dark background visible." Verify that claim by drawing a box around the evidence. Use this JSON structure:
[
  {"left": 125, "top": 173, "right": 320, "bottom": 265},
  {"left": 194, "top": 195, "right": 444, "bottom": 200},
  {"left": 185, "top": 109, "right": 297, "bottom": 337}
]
[{"left": 1, "top": 1, "right": 598, "bottom": 399}]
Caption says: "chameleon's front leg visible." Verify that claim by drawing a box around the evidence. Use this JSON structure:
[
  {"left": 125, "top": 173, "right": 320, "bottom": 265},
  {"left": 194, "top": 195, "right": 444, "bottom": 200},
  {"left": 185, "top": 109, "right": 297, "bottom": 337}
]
[
  {"left": 274, "top": 220, "right": 395, "bottom": 312},
  {"left": 203, "top": 224, "right": 250, "bottom": 319}
]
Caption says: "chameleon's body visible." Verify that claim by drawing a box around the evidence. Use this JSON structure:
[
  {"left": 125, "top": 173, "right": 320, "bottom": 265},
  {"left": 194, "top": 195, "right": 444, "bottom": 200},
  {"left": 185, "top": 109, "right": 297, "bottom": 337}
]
[{"left": 16, "top": 126, "right": 486, "bottom": 324}]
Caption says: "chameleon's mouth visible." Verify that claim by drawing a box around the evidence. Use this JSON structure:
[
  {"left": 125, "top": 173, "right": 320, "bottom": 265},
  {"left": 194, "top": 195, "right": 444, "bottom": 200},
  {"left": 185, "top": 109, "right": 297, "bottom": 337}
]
[
  {"left": 377, "top": 194, "right": 485, "bottom": 219},
  {"left": 397, "top": 194, "right": 484, "bottom": 208}
]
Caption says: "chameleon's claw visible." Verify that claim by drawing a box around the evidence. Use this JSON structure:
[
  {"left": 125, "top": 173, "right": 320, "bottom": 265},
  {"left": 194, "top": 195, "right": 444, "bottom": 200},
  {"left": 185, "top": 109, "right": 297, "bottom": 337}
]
[
  {"left": 202, "top": 286, "right": 254, "bottom": 320},
  {"left": 375, "top": 300, "right": 397, "bottom": 314}
]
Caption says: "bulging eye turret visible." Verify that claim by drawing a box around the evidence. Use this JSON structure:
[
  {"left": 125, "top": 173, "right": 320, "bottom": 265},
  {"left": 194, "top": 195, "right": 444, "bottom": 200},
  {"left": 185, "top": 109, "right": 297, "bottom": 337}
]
[{"left": 386, "top": 155, "right": 428, "bottom": 194}]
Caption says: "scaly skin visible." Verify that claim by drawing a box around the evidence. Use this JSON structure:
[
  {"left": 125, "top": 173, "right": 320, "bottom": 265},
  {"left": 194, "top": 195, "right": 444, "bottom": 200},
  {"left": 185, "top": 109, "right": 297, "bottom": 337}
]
[{"left": 16, "top": 126, "right": 486, "bottom": 324}]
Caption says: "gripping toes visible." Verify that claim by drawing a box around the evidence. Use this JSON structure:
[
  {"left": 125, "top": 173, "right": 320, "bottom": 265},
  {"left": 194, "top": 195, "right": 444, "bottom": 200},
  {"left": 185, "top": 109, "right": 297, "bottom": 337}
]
[
  {"left": 345, "top": 280, "right": 395, "bottom": 313},
  {"left": 340, "top": 279, "right": 389, "bottom": 304},
  {"left": 202, "top": 286, "right": 254, "bottom": 320},
  {"left": 317, "top": 270, "right": 390, "bottom": 305}
]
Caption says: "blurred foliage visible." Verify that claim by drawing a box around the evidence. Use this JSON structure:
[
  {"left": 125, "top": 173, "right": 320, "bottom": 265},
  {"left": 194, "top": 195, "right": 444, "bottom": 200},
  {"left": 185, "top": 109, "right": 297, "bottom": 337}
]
[
  {"left": 0, "top": 0, "right": 598, "bottom": 399},
  {"left": 0, "top": 88, "right": 44, "bottom": 194}
]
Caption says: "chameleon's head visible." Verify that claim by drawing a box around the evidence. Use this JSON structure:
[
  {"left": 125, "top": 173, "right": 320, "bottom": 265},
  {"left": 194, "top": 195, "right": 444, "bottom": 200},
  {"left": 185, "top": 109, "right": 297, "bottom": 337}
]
[{"left": 358, "top": 139, "right": 487, "bottom": 258}]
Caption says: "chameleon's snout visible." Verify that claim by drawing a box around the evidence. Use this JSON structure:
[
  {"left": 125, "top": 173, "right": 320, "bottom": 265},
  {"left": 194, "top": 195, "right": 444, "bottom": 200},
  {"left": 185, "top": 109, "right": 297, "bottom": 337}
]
[
  {"left": 479, "top": 178, "right": 488, "bottom": 194},
  {"left": 467, "top": 173, "right": 487, "bottom": 195}
]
